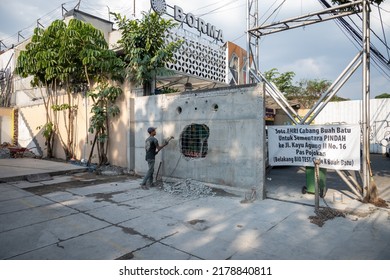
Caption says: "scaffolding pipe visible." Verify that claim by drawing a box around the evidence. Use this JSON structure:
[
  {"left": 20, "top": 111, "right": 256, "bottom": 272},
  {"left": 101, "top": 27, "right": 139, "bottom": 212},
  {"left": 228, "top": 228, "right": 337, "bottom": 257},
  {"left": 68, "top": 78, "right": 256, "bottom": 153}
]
[
  {"left": 253, "top": 70, "right": 300, "bottom": 124},
  {"left": 257, "top": 70, "right": 302, "bottom": 121},
  {"left": 305, "top": 59, "right": 362, "bottom": 124},
  {"left": 314, "top": 160, "right": 320, "bottom": 212},
  {"left": 362, "top": 0, "right": 371, "bottom": 196},
  {"left": 345, "top": 170, "right": 363, "bottom": 193},
  {"left": 335, "top": 169, "right": 364, "bottom": 200},
  {"left": 300, "top": 51, "right": 362, "bottom": 124},
  {"left": 249, "top": 1, "right": 362, "bottom": 37}
]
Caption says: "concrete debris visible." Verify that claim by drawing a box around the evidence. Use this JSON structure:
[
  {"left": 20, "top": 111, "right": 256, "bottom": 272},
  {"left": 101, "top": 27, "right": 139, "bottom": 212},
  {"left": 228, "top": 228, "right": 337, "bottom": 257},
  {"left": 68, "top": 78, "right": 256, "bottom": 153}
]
[
  {"left": 0, "top": 148, "right": 10, "bottom": 159},
  {"left": 96, "top": 164, "right": 125, "bottom": 176},
  {"left": 0, "top": 143, "right": 37, "bottom": 159},
  {"left": 162, "top": 179, "right": 216, "bottom": 198},
  {"left": 309, "top": 208, "right": 346, "bottom": 227}
]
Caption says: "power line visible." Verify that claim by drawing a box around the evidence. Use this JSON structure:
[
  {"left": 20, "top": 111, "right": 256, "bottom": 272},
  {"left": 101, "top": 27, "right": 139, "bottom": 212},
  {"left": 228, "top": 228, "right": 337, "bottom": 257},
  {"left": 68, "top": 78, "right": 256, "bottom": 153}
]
[
  {"left": 260, "top": 0, "right": 287, "bottom": 26},
  {"left": 377, "top": 4, "right": 390, "bottom": 61},
  {"left": 317, "top": 0, "right": 390, "bottom": 81},
  {"left": 196, "top": 0, "right": 239, "bottom": 17}
]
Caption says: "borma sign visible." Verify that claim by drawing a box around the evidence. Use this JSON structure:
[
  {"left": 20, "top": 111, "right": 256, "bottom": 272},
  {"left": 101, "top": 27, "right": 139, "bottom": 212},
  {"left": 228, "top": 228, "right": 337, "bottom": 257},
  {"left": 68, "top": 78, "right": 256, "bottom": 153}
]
[{"left": 150, "top": 0, "right": 225, "bottom": 43}]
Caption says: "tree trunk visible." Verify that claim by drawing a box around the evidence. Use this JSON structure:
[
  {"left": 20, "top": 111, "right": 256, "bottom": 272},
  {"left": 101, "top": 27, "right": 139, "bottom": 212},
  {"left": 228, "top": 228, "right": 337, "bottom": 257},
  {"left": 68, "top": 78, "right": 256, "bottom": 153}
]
[{"left": 87, "top": 134, "right": 97, "bottom": 166}]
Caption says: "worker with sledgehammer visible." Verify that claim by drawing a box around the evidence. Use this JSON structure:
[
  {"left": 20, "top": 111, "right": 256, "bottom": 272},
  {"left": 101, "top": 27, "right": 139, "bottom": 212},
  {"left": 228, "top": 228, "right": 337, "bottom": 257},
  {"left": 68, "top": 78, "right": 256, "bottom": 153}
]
[{"left": 140, "top": 127, "right": 173, "bottom": 189}]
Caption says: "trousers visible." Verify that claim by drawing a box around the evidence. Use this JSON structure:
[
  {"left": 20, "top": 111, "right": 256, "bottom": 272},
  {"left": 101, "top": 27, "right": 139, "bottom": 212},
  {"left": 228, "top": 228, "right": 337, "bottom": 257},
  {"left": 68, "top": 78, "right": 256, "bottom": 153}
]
[{"left": 141, "top": 159, "right": 155, "bottom": 185}]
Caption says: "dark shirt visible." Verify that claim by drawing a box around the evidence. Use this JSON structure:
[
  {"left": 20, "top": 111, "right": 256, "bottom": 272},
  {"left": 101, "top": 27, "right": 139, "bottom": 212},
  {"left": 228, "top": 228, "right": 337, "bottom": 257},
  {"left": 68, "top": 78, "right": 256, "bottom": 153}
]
[{"left": 145, "top": 136, "right": 159, "bottom": 160}]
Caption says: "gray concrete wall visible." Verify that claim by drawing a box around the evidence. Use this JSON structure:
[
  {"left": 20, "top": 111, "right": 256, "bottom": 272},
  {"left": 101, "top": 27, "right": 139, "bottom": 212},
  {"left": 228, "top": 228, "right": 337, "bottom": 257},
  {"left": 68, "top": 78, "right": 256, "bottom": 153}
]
[{"left": 134, "top": 84, "right": 266, "bottom": 196}]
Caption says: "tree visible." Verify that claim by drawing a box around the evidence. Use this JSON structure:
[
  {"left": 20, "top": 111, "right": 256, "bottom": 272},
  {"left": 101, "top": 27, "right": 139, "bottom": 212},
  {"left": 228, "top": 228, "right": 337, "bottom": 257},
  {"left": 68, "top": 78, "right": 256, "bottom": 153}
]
[
  {"left": 375, "top": 93, "right": 390, "bottom": 99},
  {"left": 16, "top": 22, "right": 66, "bottom": 158},
  {"left": 113, "top": 11, "right": 182, "bottom": 95},
  {"left": 264, "top": 68, "right": 298, "bottom": 95},
  {"left": 87, "top": 82, "right": 123, "bottom": 166},
  {"left": 16, "top": 19, "right": 124, "bottom": 164},
  {"left": 296, "top": 79, "right": 333, "bottom": 108},
  {"left": 264, "top": 68, "right": 349, "bottom": 108}
]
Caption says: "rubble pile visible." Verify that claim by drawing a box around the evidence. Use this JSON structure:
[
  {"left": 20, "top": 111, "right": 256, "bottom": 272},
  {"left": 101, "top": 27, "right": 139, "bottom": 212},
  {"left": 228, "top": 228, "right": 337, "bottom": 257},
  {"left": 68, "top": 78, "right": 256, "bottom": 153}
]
[
  {"left": 0, "top": 147, "right": 10, "bottom": 159},
  {"left": 0, "top": 142, "right": 12, "bottom": 159},
  {"left": 0, "top": 142, "right": 36, "bottom": 159},
  {"left": 309, "top": 208, "right": 346, "bottom": 227},
  {"left": 163, "top": 179, "right": 216, "bottom": 198}
]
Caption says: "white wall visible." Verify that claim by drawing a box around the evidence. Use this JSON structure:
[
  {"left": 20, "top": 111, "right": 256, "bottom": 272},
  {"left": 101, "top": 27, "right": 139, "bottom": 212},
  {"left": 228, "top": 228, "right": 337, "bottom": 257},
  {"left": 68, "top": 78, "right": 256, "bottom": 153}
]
[
  {"left": 134, "top": 84, "right": 266, "bottom": 196},
  {"left": 315, "top": 99, "right": 390, "bottom": 154}
]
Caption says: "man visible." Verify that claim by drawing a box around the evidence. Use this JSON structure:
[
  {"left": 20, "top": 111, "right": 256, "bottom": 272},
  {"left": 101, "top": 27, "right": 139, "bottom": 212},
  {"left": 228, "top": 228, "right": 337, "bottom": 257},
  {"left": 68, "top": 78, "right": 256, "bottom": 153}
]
[{"left": 140, "top": 127, "right": 169, "bottom": 189}]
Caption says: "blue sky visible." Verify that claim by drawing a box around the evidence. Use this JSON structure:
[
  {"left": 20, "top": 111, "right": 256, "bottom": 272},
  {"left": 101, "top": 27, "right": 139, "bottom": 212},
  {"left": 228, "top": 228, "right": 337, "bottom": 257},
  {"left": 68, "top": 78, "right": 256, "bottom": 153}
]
[{"left": 1, "top": 0, "right": 389, "bottom": 99}]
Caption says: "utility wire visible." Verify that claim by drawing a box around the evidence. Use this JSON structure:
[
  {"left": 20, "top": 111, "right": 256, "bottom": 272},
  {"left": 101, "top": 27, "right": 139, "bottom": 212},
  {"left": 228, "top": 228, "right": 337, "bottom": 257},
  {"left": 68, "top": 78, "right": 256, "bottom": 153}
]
[
  {"left": 196, "top": 0, "right": 239, "bottom": 17},
  {"left": 260, "top": 0, "right": 287, "bottom": 26},
  {"left": 377, "top": 4, "right": 390, "bottom": 61},
  {"left": 317, "top": 0, "right": 390, "bottom": 80}
]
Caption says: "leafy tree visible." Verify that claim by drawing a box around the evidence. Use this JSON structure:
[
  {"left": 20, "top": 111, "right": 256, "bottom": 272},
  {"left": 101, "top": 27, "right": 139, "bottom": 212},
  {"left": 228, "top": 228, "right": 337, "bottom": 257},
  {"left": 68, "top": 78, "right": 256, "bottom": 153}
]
[
  {"left": 264, "top": 68, "right": 298, "bottom": 95},
  {"left": 16, "top": 19, "right": 124, "bottom": 164},
  {"left": 295, "top": 79, "right": 333, "bottom": 108},
  {"left": 264, "top": 68, "right": 349, "bottom": 108},
  {"left": 113, "top": 11, "right": 182, "bottom": 95},
  {"left": 87, "top": 82, "right": 123, "bottom": 166},
  {"left": 375, "top": 93, "right": 390, "bottom": 99},
  {"left": 16, "top": 22, "right": 66, "bottom": 158}
]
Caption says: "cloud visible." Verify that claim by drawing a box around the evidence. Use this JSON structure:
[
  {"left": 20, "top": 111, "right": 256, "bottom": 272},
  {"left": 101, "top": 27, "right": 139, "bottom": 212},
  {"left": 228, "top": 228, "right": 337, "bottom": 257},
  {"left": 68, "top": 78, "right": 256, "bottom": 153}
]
[
  {"left": 281, "top": 57, "right": 332, "bottom": 80},
  {"left": 0, "top": 0, "right": 388, "bottom": 99}
]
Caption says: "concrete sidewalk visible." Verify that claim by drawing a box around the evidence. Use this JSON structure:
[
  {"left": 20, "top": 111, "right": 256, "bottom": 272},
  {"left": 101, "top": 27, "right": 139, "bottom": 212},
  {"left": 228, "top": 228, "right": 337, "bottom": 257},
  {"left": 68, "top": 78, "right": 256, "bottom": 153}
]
[
  {"left": 0, "top": 156, "right": 389, "bottom": 260},
  {"left": 0, "top": 158, "right": 87, "bottom": 182}
]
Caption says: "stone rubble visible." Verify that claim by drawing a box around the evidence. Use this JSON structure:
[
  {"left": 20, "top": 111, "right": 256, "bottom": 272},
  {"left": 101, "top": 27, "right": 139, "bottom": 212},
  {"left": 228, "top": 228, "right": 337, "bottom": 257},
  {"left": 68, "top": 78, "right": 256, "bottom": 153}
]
[
  {"left": 162, "top": 178, "right": 216, "bottom": 198},
  {"left": 0, "top": 148, "right": 10, "bottom": 159}
]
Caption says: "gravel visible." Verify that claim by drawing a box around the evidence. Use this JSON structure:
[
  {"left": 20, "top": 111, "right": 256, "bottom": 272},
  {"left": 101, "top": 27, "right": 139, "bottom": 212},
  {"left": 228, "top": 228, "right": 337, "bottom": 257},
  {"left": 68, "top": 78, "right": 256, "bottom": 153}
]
[{"left": 162, "top": 178, "right": 216, "bottom": 198}]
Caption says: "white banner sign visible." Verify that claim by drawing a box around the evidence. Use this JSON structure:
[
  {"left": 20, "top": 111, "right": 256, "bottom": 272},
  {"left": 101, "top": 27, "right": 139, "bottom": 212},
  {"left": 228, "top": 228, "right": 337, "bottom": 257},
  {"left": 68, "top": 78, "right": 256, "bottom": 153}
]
[{"left": 268, "top": 125, "right": 361, "bottom": 170}]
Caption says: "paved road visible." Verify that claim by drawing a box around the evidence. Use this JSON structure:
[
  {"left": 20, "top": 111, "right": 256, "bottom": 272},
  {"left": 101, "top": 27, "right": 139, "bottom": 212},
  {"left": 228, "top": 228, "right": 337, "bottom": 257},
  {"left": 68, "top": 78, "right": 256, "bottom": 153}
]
[{"left": 0, "top": 155, "right": 389, "bottom": 260}]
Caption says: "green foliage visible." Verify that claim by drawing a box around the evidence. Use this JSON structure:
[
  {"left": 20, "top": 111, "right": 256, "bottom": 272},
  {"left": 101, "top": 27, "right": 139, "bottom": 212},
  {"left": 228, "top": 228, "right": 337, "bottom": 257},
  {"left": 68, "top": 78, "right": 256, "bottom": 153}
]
[
  {"left": 264, "top": 68, "right": 299, "bottom": 95},
  {"left": 87, "top": 83, "right": 122, "bottom": 165},
  {"left": 51, "top": 104, "right": 78, "bottom": 111},
  {"left": 295, "top": 79, "right": 333, "bottom": 108},
  {"left": 16, "top": 18, "right": 125, "bottom": 162},
  {"left": 156, "top": 86, "right": 180, "bottom": 94},
  {"left": 37, "top": 122, "right": 54, "bottom": 140},
  {"left": 113, "top": 11, "right": 183, "bottom": 93},
  {"left": 375, "top": 93, "right": 390, "bottom": 99},
  {"left": 16, "top": 18, "right": 124, "bottom": 91},
  {"left": 264, "top": 68, "right": 349, "bottom": 108}
]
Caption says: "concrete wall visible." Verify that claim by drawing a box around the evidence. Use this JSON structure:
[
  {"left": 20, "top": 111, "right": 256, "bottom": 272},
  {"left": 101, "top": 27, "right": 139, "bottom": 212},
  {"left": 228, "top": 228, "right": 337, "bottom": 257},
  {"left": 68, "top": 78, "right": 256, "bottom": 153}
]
[
  {"left": 134, "top": 84, "right": 266, "bottom": 195},
  {"left": 0, "top": 108, "right": 14, "bottom": 144},
  {"left": 16, "top": 86, "right": 131, "bottom": 166}
]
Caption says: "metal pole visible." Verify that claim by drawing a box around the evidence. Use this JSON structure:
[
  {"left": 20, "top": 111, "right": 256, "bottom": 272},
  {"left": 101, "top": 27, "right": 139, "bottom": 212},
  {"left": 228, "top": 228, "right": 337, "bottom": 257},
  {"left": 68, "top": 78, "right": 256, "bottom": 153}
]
[
  {"left": 362, "top": 0, "right": 371, "bottom": 197},
  {"left": 335, "top": 170, "right": 363, "bottom": 200},
  {"left": 314, "top": 159, "right": 320, "bottom": 212},
  {"left": 246, "top": 0, "right": 251, "bottom": 84},
  {"left": 300, "top": 52, "right": 362, "bottom": 124}
]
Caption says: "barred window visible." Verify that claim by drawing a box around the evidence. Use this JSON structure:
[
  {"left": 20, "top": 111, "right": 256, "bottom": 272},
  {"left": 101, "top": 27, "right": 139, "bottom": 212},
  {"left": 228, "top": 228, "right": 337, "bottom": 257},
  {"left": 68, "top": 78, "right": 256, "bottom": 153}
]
[{"left": 180, "top": 124, "right": 209, "bottom": 158}]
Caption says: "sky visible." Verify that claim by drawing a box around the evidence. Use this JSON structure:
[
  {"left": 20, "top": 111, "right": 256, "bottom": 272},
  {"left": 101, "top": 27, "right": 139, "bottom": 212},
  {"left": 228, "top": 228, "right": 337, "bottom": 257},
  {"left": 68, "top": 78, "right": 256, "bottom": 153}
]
[{"left": 1, "top": 0, "right": 389, "bottom": 100}]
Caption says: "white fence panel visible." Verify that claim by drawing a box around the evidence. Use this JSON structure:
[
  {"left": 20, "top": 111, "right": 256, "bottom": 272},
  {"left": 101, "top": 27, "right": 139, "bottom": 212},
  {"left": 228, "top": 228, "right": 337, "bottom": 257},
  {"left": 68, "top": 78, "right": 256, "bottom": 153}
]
[{"left": 315, "top": 99, "right": 390, "bottom": 154}]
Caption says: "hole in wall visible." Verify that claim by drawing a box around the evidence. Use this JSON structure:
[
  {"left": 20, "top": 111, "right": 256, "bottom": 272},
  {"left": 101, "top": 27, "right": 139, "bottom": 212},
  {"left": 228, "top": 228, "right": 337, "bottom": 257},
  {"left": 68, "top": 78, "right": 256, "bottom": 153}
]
[
  {"left": 177, "top": 106, "right": 182, "bottom": 114},
  {"left": 213, "top": 104, "right": 219, "bottom": 111},
  {"left": 180, "top": 124, "right": 209, "bottom": 158}
]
